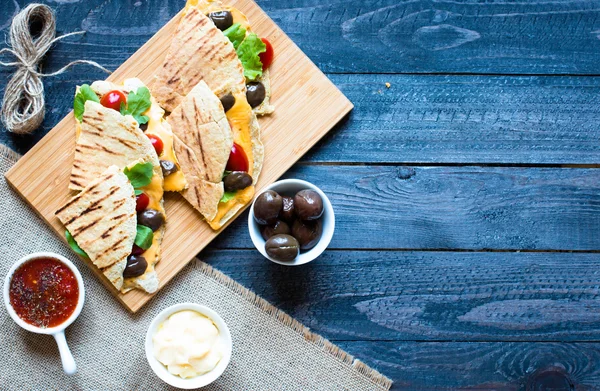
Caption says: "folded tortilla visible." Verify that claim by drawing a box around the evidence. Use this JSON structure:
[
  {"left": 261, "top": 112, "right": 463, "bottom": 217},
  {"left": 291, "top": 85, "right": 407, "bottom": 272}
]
[
  {"left": 67, "top": 98, "right": 166, "bottom": 293},
  {"left": 69, "top": 101, "right": 158, "bottom": 192},
  {"left": 169, "top": 81, "right": 233, "bottom": 221},
  {"left": 153, "top": 6, "right": 245, "bottom": 112},
  {"left": 56, "top": 166, "right": 136, "bottom": 291}
]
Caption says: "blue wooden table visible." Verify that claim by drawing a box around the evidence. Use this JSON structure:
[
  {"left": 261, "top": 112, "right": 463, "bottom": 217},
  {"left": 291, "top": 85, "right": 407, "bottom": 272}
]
[{"left": 2, "top": 0, "right": 600, "bottom": 389}]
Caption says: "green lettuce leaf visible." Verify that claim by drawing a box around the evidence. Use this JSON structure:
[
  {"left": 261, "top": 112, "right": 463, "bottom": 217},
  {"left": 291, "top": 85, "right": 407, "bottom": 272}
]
[
  {"left": 73, "top": 84, "right": 100, "bottom": 122},
  {"left": 220, "top": 191, "right": 236, "bottom": 203},
  {"left": 65, "top": 230, "right": 88, "bottom": 258},
  {"left": 135, "top": 225, "right": 154, "bottom": 250},
  {"left": 123, "top": 162, "right": 153, "bottom": 189},
  {"left": 236, "top": 33, "right": 266, "bottom": 81},
  {"left": 120, "top": 87, "right": 151, "bottom": 125},
  {"left": 223, "top": 23, "right": 246, "bottom": 49}
]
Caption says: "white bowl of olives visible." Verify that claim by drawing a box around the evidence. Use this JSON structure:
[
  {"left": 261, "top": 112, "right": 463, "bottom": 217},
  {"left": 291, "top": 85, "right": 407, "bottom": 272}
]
[{"left": 248, "top": 179, "right": 335, "bottom": 266}]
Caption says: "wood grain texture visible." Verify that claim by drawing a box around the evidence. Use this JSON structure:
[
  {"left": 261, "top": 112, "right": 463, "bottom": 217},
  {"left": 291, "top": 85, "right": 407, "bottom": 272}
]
[
  {"left": 3, "top": 0, "right": 352, "bottom": 312},
  {"left": 337, "top": 341, "right": 600, "bottom": 390},
  {"left": 204, "top": 249, "right": 600, "bottom": 342},
  {"left": 4, "top": 0, "right": 600, "bottom": 76},
  {"left": 5, "top": 74, "right": 600, "bottom": 165},
  {"left": 213, "top": 165, "right": 600, "bottom": 251}
]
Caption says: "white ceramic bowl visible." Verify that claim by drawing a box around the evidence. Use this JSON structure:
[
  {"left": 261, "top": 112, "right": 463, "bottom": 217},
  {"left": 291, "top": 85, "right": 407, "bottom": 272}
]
[
  {"left": 145, "top": 303, "right": 232, "bottom": 389},
  {"left": 3, "top": 252, "right": 85, "bottom": 375},
  {"left": 248, "top": 179, "right": 335, "bottom": 266}
]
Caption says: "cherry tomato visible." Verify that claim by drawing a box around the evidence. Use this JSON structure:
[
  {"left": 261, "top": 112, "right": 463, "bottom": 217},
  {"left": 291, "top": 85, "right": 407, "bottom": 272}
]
[
  {"left": 100, "top": 90, "right": 126, "bottom": 111},
  {"left": 147, "top": 134, "right": 164, "bottom": 156},
  {"left": 226, "top": 143, "right": 249, "bottom": 172},
  {"left": 136, "top": 192, "right": 150, "bottom": 212},
  {"left": 259, "top": 38, "right": 273, "bottom": 70},
  {"left": 131, "top": 244, "right": 145, "bottom": 256}
]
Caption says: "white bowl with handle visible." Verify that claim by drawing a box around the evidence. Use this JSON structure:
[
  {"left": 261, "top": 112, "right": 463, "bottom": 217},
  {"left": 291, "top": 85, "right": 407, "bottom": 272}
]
[{"left": 3, "top": 252, "right": 85, "bottom": 375}]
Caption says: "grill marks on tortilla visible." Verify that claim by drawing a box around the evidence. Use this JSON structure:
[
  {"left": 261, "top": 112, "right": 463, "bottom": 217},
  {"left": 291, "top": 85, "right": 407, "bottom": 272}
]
[
  {"left": 69, "top": 100, "right": 158, "bottom": 191},
  {"left": 153, "top": 8, "right": 245, "bottom": 112},
  {"left": 57, "top": 166, "right": 137, "bottom": 271}
]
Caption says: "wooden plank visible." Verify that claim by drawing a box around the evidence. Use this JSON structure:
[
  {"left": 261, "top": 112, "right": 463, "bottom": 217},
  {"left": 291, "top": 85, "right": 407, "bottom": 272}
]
[
  {"left": 5, "top": 74, "right": 600, "bottom": 165},
  {"left": 3, "top": 0, "right": 352, "bottom": 312},
  {"left": 203, "top": 249, "right": 600, "bottom": 341},
  {"left": 303, "top": 74, "right": 600, "bottom": 164},
  {"left": 212, "top": 165, "right": 600, "bottom": 251},
  {"left": 337, "top": 341, "right": 600, "bottom": 390},
  {"left": 3, "top": 0, "right": 600, "bottom": 75}
]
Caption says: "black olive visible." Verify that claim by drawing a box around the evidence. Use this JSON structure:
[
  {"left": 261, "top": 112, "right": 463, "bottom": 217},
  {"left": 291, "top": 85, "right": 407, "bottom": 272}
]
[
  {"left": 292, "top": 219, "right": 322, "bottom": 250},
  {"left": 265, "top": 234, "right": 299, "bottom": 262},
  {"left": 220, "top": 93, "right": 235, "bottom": 112},
  {"left": 139, "top": 123, "right": 148, "bottom": 131},
  {"left": 137, "top": 209, "right": 165, "bottom": 231},
  {"left": 123, "top": 254, "right": 147, "bottom": 278},
  {"left": 294, "top": 190, "right": 324, "bottom": 221},
  {"left": 253, "top": 190, "right": 282, "bottom": 225},
  {"left": 223, "top": 171, "right": 252, "bottom": 191},
  {"left": 246, "top": 82, "right": 266, "bottom": 108},
  {"left": 280, "top": 196, "right": 295, "bottom": 223},
  {"left": 208, "top": 11, "right": 233, "bottom": 31},
  {"left": 261, "top": 220, "right": 291, "bottom": 241},
  {"left": 160, "top": 160, "right": 179, "bottom": 177}
]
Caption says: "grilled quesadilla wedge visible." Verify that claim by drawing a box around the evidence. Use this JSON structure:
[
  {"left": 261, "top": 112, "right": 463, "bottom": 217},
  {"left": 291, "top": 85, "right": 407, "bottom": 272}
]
[
  {"left": 169, "top": 81, "right": 233, "bottom": 221},
  {"left": 193, "top": 0, "right": 275, "bottom": 116},
  {"left": 71, "top": 79, "right": 187, "bottom": 192},
  {"left": 56, "top": 165, "right": 136, "bottom": 291},
  {"left": 58, "top": 160, "right": 166, "bottom": 294},
  {"left": 169, "top": 81, "right": 263, "bottom": 229}
]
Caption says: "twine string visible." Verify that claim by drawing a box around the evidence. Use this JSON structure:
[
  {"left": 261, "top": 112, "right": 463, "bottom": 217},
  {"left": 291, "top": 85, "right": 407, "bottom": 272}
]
[{"left": 0, "top": 4, "right": 111, "bottom": 135}]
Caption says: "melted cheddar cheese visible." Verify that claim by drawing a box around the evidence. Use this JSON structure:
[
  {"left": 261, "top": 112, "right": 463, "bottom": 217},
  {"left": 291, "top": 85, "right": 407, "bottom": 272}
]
[
  {"left": 208, "top": 92, "right": 256, "bottom": 230},
  {"left": 144, "top": 98, "right": 188, "bottom": 192},
  {"left": 121, "top": 164, "right": 165, "bottom": 292}
]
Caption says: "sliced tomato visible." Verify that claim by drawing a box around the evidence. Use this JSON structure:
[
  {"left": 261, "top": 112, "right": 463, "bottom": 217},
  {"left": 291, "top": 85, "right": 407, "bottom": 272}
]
[
  {"left": 259, "top": 38, "right": 273, "bottom": 70},
  {"left": 147, "top": 134, "right": 164, "bottom": 156},
  {"left": 100, "top": 90, "right": 126, "bottom": 111},
  {"left": 226, "top": 143, "right": 249, "bottom": 172},
  {"left": 136, "top": 192, "right": 150, "bottom": 212}
]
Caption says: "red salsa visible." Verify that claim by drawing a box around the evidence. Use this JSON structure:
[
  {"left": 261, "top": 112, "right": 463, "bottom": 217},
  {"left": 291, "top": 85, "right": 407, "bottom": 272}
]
[{"left": 9, "top": 258, "right": 79, "bottom": 328}]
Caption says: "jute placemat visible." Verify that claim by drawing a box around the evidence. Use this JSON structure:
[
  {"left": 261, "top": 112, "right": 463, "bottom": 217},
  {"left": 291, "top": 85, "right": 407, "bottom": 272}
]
[{"left": 0, "top": 144, "right": 392, "bottom": 391}]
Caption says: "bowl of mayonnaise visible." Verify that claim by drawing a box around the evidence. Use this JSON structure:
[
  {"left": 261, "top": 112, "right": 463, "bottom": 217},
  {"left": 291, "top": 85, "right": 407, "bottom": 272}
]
[{"left": 145, "top": 303, "right": 232, "bottom": 389}]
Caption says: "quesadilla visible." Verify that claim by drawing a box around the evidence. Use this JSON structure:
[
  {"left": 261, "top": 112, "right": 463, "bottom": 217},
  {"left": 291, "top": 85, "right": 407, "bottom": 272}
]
[
  {"left": 71, "top": 78, "right": 187, "bottom": 192},
  {"left": 153, "top": 4, "right": 266, "bottom": 230},
  {"left": 194, "top": 0, "right": 275, "bottom": 116},
  {"left": 153, "top": 0, "right": 274, "bottom": 115},
  {"left": 65, "top": 91, "right": 167, "bottom": 293},
  {"left": 169, "top": 81, "right": 233, "bottom": 222},
  {"left": 56, "top": 162, "right": 165, "bottom": 294}
]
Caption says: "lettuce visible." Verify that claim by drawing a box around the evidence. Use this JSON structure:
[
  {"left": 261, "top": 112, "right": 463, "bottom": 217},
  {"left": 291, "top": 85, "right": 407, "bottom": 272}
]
[{"left": 236, "top": 33, "right": 266, "bottom": 81}]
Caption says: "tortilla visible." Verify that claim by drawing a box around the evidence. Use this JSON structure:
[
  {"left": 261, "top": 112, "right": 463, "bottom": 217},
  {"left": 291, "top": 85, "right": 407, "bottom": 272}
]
[
  {"left": 191, "top": 0, "right": 275, "bottom": 116},
  {"left": 168, "top": 81, "right": 233, "bottom": 221},
  {"left": 56, "top": 166, "right": 136, "bottom": 291},
  {"left": 69, "top": 101, "right": 158, "bottom": 192},
  {"left": 153, "top": 7, "right": 246, "bottom": 112}
]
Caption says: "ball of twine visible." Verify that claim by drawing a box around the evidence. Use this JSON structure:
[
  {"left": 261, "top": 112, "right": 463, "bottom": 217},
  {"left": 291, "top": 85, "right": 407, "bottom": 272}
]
[{"left": 0, "top": 3, "right": 111, "bottom": 135}]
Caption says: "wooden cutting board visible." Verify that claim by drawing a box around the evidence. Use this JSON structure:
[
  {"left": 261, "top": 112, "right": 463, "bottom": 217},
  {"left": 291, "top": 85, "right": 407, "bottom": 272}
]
[{"left": 4, "top": 0, "right": 352, "bottom": 312}]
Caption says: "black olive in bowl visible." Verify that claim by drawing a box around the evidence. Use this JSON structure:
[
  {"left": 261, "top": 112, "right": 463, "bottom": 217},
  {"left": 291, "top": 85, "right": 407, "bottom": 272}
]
[
  {"left": 253, "top": 190, "right": 282, "bottom": 225},
  {"left": 294, "top": 190, "right": 323, "bottom": 221},
  {"left": 265, "top": 234, "right": 300, "bottom": 262},
  {"left": 291, "top": 219, "right": 322, "bottom": 250},
  {"left": 261, "top": 220, "right": 291, "bottom": 241}
]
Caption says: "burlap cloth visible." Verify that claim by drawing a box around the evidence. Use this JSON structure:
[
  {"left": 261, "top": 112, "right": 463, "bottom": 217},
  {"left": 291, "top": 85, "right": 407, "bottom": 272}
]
[{"left": 0, "top": 144, "right": 392, "bottom": 391}]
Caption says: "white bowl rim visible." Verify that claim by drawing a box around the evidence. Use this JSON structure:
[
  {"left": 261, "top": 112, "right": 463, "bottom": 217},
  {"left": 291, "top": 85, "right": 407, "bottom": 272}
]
[
  {"left": 248, "top": 179, "right": 335, "bottom": 266},
  {"left": 3, "top": 252, "right": 85, "bottom": 335},
  {"left": 145, "top": 302, "right": 233, "bottom": 389}
]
